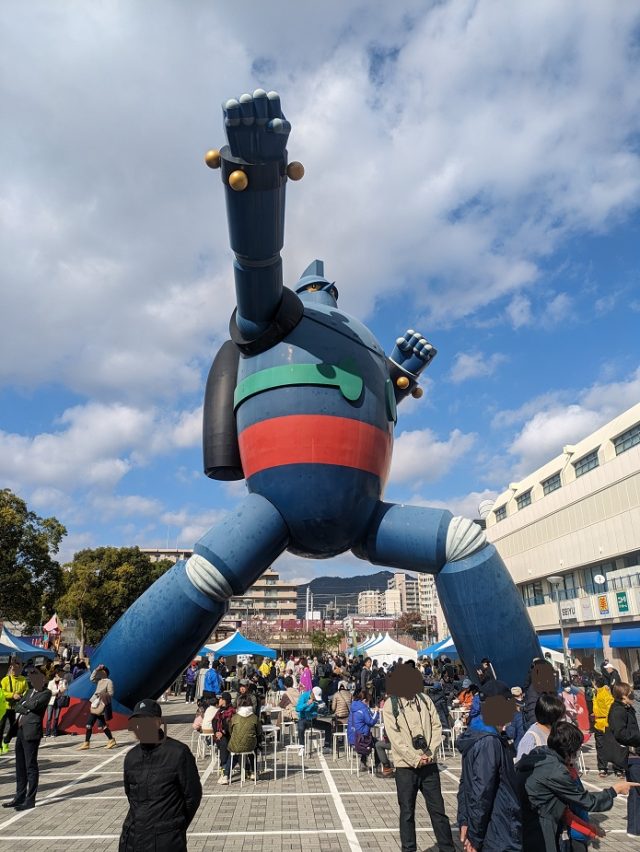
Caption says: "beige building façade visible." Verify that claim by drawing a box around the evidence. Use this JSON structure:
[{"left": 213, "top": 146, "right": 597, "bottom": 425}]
[{"left": 486, "top": 402, "right": 640, "bottom": 680}]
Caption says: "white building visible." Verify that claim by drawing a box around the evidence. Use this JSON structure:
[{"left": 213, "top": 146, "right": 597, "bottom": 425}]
[
  {"left": 387, "top": 572, "right": 420, "bottom": 612},
  {"left": 418, "top": 573, "right": 447, "bottom": 643},
  {"left": 384, "top": 588, "right": 402, "bottom": 616},
  {"left": 357, "top": 590, "right": 383, "bottom": 615},
  {"left": 486, "top": 403, "right": 640, "bottom": 680}
]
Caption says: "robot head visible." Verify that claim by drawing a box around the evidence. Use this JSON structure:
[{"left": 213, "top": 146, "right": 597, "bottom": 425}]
[{"left": 295, "top": 259, "right": 338, "bottom": 307}]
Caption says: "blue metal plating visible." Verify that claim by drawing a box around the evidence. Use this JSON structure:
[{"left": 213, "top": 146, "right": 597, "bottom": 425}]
[{"left": 66, "top": 90, "right": 540, "bottom": 717}]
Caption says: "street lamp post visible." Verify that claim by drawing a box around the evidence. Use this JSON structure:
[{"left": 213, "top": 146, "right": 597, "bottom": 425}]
[{"left": 547, "top": 575, "right": 570, "bottom": 676}]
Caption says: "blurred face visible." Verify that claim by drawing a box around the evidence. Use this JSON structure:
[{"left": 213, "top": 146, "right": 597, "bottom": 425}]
[{"left": 128, "top": 717, "right": 162, "bottom": 743}]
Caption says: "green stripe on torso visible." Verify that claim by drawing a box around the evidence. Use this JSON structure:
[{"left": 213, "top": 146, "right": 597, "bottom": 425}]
[{"left": 233, "top": 362, "right": 364, "bottom": 409}]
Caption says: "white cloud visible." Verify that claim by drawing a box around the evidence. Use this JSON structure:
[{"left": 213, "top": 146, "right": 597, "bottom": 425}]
[
  {"left": 408, "top": 488, "right": 499, "bottom": 520},
  {"left": 159, "top": 508, "right": 230, "bottom": 548},
  {"left": 449, "top": 351, "right": 507, "bottom": 384},
  {"left": 506, "top": 294, "right": 533, "bottom": 329},
  {"left": 389, "top": 428, "right": 476, "bottom": 486},
  {"left": 504, "top": 367, "right": 640, "bottom": 472},
  {"left": 2, "top": 1, "right": 640, "bottom": 401},
  {"left": 0, "top": 403, "right": 153, "bottom": 491}
]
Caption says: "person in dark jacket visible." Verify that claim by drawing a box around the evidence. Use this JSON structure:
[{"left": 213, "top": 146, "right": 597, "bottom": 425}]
[
  {"left": 1, "top": 668, "right": 50, "bottom": 811},
  {"left": 522, "top": 659, "right": 556, "bottom": 731},
  {"left": 120, "top": 699, "right": 202, "bottom": 852},
  {"left": 517, "top": 720, "right": 636, "bottom": 851},
  {"left": 427, "top": 683, "right": 450, "bottom": 730},
  {"left": 608, "top": 682, "right": 640, "bottom": 836},
  {"left": 601, "top": 660, "right": 621, "bottom": 689},
  {"left": 456, "top": 681, "right": 522, "bottom": 851}
]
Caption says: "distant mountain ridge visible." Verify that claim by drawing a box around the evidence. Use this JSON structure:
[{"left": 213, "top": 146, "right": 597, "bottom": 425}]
[{"left": 296, "top": 570, "right": 394, "bottom": 617}]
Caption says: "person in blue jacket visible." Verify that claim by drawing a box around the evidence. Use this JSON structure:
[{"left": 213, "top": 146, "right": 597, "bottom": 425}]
[
  {"left": 296, "top": 689, "right": 318, "bottom": 748},
  {"left": 203, "top": 662, "right": 223, "bottom": 700},
  {"left": 347, "top": 689, "right": 380, "bottom": 770},
  {"left": 457, "top": 680, "right": 522, "bottom": 851}
]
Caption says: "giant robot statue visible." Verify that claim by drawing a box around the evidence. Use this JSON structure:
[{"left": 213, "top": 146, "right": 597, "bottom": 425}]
[{"left": 66, "top": 90, "right": 540, "bottom": 725}]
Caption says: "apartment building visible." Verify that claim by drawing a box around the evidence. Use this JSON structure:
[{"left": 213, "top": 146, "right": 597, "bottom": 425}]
[
  {"left": 387, "top": 572, "right": 420, "bottom": 612},
  {"left": 139, "top": 549, "right": 297, "bottom": 624},
  {"left": 486, "top": 403, "right": 640, "bottom": 679},
  {"left": 357, "top": 590, "right": 384, "bottom": 615}
]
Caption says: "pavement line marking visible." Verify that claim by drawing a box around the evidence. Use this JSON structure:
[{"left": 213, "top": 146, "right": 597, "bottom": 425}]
[
  {"left": 440, "top": 768, "right": 461, "bottom": 786},
  {"left": 318, "top": 753, "right": 363, "bottom": 852},
  {"left": 0, "top": 831, "right": 348, "bottom": 841},
  {"left": 0, "top": 744, "right": 132, "bottom": 832}
]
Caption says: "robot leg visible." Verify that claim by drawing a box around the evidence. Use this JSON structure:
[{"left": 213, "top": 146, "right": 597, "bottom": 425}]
[
  {"left": 354, "top": 502, "right": 541, "bottom": 687},
  {"left": 65, "top": 494, "right": 289, "bottom": 719}
]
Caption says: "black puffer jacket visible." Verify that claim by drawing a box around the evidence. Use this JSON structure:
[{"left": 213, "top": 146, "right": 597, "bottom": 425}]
[
  {"left": 516, "top": 746, "right": 616, "bottom": 851},
  {"left": 608, "top": 699, "right": 640, "bottom": 766},
  {"left": 119, "top": 734, "right": 202, "bottom": 852},
  {"left": 456, "top": 726, "right": 522, "bottom": 851}
]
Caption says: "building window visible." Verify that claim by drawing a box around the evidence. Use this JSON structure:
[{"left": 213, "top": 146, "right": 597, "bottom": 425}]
[
  {"left": 573, "top": 449, "right": 599, "bottom": 478},
  {"left": 613, "top": 422, "right": 640, "bottom": 456},
  {"left": 521, "top": 581, "right": 544, "bottom": 607},
  {"left": 494, "top": 505, "right": 507, "bottom": 522},
  {"left": 623, "top": 551, "right": 640, "bottom": 569},
  {"left": 542, "top": 472, "right": 561, "bottom": 495},
  {"left": 516, "top": 490, "right": 532, "bottom": 510}
]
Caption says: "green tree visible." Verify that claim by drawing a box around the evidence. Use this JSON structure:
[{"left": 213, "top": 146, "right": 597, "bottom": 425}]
[
  {"left": 309, "top": 629, "right": 344, "bottom": 655},
  {"left": 0, "top": 488, "right": 66, "bottom": 629},
  {"left": 56, "top": 547, "right": 171, "bottom": 657},
  {"left": 395, "top": 611, "right": 426, "bottom": 641}
]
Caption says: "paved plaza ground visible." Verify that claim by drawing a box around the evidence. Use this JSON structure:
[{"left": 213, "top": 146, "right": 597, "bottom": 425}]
[{"left": 0, "top": 697, "right": 637, "bottom": 852}]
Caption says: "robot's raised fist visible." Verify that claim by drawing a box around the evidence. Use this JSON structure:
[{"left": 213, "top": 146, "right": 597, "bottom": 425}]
[
  {"left": 223, "top": 89, "right": 291, "bottom": 163},
  {"left": 390, "top": 329, "right": 437, "bottom": 376}
]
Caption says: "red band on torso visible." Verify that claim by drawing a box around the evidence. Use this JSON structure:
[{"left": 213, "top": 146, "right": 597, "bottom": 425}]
[{"left": 238, "top": 414, "right": 392, "bottom": 481}]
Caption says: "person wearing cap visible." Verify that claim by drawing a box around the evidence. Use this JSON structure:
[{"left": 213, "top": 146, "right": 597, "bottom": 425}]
[
  {"left": 120, "top": 698, "right": 202, "bottom": 851},
  {"left": 456, "top": 680, "right": 522, "bottom": 851},
  {"left": 601, "top": 660, "right": 621, "bottom": 690}
]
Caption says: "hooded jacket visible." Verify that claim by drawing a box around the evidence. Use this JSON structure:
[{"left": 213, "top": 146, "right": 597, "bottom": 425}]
[
  {"left": 592, "top": 686, "right": 613, "bottom": 733},
  {"left": 227, "top": 706, "right": 261, "bottom": 754},
  {"left": 456, "top": 725, "right": 521, "bottom": 851},
  {"left": 119, "top": 733, "right": 202, "bottom": 852},
  {"left": 346, "top": 699, "right": 378, "bottom": 746},
  {"left": 516, "top": 746, "right": 616, "bottom": 852}
]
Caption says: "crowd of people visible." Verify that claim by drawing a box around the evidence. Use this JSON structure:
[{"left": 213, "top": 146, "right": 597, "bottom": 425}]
[
  {"left": 185, "top": 651, "right": 640, "bottom": 850},
  {"left": 0, "top": 648, "right": 639, "bottom": 851}
]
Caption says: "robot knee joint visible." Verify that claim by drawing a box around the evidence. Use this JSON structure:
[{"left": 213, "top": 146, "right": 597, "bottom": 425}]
[
  {"left": 445, "top": 516, "right": 486, "bottom": 563},
  {"left": 186, "top": 553, "right": 234, "bottom": 601}
]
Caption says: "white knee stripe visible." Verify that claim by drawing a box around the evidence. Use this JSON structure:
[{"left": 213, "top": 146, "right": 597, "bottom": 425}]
[
  {"left": 186, "top": 553, "right": 234, "bottom": 601},
  {"left": 445, "top": 516, "right": 486, "bottom": 562}
]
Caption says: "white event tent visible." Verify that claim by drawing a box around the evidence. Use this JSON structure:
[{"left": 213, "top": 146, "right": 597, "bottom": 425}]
[{"left": 364, "top": 632, "right": 418, "bottom": 666}]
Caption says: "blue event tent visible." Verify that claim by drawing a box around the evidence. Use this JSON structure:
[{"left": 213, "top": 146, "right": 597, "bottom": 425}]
[
  {"left": 0, "top": 627, "right": 55, "bottom": 660},
  {"left": 201, "top": 630, "right": 277, "bottom": 660}
]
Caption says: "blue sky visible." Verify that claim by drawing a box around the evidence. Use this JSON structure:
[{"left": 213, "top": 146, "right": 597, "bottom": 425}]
[{"left": 1, "top": 1, "right": 640, "bottom": 583}]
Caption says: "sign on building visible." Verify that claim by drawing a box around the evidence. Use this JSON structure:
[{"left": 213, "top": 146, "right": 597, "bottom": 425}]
[
  {"left": 560, "top": 602, "right": 577, "bottom": 621},
  {"left": 616, "top": 591, "right": 629, "bottom": 614},
  {"left": 580, "top": 598, "right": 593, "bottom": 620},
  {"left": 598, "top": 595, "right": 610, "bottom": 616}
]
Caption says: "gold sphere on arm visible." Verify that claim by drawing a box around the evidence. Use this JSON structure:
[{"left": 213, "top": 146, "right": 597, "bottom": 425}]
[
  {"left": 204, "top": 149, "right": 221, "bottom": 169},
  {"left": 411, "top": 387, "right": 424, "bottom": 399},
  {"left": 287, "top": 161, "right": 305, "bottom": 181},
  {"left": 396, "top": 376, "right": 410, "bottom": 390},
  {"left": 229, "top": 170, "right": 249, "bottom": 191}
]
